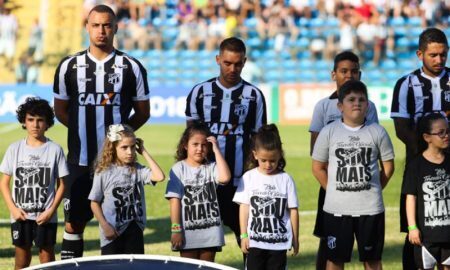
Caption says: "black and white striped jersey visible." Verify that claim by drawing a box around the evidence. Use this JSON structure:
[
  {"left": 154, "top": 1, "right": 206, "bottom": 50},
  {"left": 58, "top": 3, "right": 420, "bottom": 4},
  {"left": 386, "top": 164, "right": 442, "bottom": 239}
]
[
  {"left": 391, "top": 67, "right": 450, "bottom": 123},
  {"left": 186, "top": 78, "right": 267, "bottom": 183},
  {"left": 53, "top": 49, "right": 149, "bottom": 166}
]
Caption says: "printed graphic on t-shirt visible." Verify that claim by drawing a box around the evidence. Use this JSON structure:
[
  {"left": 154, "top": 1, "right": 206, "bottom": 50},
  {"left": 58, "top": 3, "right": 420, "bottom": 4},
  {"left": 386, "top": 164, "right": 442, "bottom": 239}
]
[
  {"left": 14, "top": 155, "right": 52, "bottom": 213},
  {"left": 112, "top": 180, "right": 143, "bottom": 231},
  {"left": 183, "top": 172, "right": 221, "bottom": 230},
  {"left": 249, "top": 184, "right": 288, "bottom": 244},
  {"left": 422, "top": 168, "right": 450, "bottom": 227},
  {"left": 335, "top": 136, "right": 373, "bottom": 191}
]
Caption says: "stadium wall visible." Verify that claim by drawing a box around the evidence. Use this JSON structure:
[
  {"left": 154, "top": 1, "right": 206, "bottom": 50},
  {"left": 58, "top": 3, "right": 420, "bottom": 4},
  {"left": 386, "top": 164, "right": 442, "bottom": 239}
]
[{"left": 0, "top": 84, "right": 392, "bottom": 124}]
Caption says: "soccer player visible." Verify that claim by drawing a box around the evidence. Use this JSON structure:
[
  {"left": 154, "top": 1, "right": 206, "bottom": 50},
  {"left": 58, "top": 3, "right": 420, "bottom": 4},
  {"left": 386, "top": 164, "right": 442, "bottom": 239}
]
[
  {"left": 53, "top": 4, "right": 150, "bottom": 259},
  {"left": 185, "top": 37, "right": 267, "bottom": 260},
  {"left": 390, "top": 27, "right": 450, "bottom": 270},
  {"left": 309, "top": 51, "right": 378, "bottom": 270}
]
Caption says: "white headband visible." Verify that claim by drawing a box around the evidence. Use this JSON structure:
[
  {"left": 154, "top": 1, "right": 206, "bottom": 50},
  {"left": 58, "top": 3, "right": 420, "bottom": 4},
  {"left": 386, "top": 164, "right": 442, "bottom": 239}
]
[{"left": 107, "top": 124, "right": 125, "bottom": 142}]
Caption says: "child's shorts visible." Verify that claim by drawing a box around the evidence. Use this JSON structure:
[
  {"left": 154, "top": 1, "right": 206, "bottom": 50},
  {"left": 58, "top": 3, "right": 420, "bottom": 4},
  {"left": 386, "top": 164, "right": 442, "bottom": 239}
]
[
  {"left": 11, "top": 220, "right": 57, "bottom": 248},
  {"left": 101, "top": 221, "right": 144, "bottom": 255},
  {"left": 177, "top": 246, "right": 222, "bottom": 252},
  {"left": 246, "top": 248, "right": 286, "bottom": 270},
  {"left": 324, "top": 212, "right": 385, "bottom": 263},
  {"left": 414, "top": 242, "right": 450, "bottom": 269}
]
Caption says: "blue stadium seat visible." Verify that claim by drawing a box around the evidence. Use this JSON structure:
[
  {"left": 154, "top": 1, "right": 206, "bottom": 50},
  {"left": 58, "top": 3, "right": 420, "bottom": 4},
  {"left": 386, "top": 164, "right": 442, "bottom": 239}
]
[
  {"left": 310, "top": 17, "right": 325, "bottom": 28},
  {"left": 282, "top": 70, "right": 298, "bottom": 82},
  {"left": 315, "top": 60, "right": 329, "bottom": 70},
  {"left": 298, "top": 71, "right": 315, "bottom": 81},
  {"left": 262, "top": 50, "right": 277, "bottom": 60},
  {"left": 299, "top": 59, "right": 313, "bottom": 69},
  {"left": 316, "top": 70, "right": 330, "bottom": 82},
  {"left": 244, "top": 17, "right": 258, "bottom": 28},
  {"left": 180, "top": 59, "right": 197, "bottom": 69},
  {"left": 408, "top": 16, "right": 422, "bottom": 27},
  {"left": 162, "top": 50, "right": 178, "bottom": 59},
  {"left": 265, "top": 70, "right": 282, "bottom": 82},
  {"left": 179, "top": 50, "right": 197, "bottom": 59},
  {"left": 146, "top": 58, "right": 161, "bottom": 69},
  {"left": 145, "top": 50, "right": 161, "bottom": 58},
  {"left": 162, "top": 27, "right": 179, "bottom": 40},
  {"left": 164, "top": 17, "right": 178, "bottom": 27},
  {"left": 250, "top": 49, "right": 262, "bottom": 59},
  {"left": 247, "top": 37, "right": 263, "bottom": 49},
  {"left": 389, "top": 17, "right": 405, "bottom": 27},
  {"left": 296, "top": 37, "right": 310, "bottom": 50},
  {"left": 282, "top": 60, "right": 297, "bottom": 70},
  {"left": 380, "top": 59, "right": 396, "bottom": 70},
  {"left": 367, "top": 70, "right": 382, "bottom": 82},
  {"left": 128, "top": 50, "right": 145, "bottom": 58}
]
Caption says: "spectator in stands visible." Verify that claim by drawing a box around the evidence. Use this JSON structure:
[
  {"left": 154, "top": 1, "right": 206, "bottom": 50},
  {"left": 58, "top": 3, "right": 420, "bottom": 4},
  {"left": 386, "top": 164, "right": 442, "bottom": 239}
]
[
  {"left": 205, "top": 9, "right": 227, "bottom": 51},
  {"left": 129, "top": 0, "right": 146, "bottom": 21},
  {"left": 0, "top": 4, "right": 18, "bottom": 71},
  {"left": 356, "top": 13, "right": 386, "bottom": 66},
  {"left": 124, "top": 18, "right": 162, "bottom": 50},
  {"left": 175, "top": 13, "right": 207, "bottom": 50}
]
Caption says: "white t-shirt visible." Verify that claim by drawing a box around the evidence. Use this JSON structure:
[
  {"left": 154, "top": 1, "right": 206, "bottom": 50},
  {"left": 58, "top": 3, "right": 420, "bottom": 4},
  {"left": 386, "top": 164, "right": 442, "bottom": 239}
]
[{"left": 233, "top": 168, "right": 298, "bottom": 250}]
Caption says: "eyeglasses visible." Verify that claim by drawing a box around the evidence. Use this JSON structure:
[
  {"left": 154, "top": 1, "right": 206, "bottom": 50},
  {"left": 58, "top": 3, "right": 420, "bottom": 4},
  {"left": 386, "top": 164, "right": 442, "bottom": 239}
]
[{"left": 427, "top": 129, "right": 450, "bottom": 138}]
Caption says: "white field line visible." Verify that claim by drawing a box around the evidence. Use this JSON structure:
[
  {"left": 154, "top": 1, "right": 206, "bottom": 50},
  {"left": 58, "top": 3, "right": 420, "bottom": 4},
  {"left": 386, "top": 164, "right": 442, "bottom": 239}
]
[{"left": 0, "top": 207, "right": 399, "bottom": 224}]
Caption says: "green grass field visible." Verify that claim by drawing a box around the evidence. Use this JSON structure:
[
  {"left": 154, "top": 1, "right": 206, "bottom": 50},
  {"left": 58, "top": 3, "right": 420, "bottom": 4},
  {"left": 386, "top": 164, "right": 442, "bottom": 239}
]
[{"left": 0, "top": 122, "right": 407, "bottom": 269}]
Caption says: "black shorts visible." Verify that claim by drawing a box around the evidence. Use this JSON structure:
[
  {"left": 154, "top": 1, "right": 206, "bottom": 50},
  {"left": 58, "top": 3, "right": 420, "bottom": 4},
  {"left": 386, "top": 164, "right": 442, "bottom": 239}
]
[
  {"left": 180, "top": 246, "right": 222, "bottom": 252},
  {"left": 64, "top": 164, "right": 94, "bottom": 223},
  {"left": 217, "top": 183, "right": 239, "bottom": 235},
  {"left": 324, "top": 212, "right": 385, "bottom": 263},
  {"left": 414, "top": 242, "right": 450, "bottom": 269},
  {"left": 11, "top": 220, "right": 57, "bottom": 248},
  {"left": 313, "top": 187, "right": 326, "bottom": 237},
  {"left": 101, "top": 221, "right": 144, "bottom": 255},
  {"left": 246, "top": 248, "right": 287, "bottom": 270}
]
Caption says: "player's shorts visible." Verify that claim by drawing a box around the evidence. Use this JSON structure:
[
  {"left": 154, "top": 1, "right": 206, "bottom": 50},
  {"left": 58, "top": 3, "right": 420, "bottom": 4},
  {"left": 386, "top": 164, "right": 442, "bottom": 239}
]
[
  {"left": 217, "top": 182, "right": 240, "bottom": 236},
  {"left": 414, "top": 242, "right": 450, "bottom": 269},
  {"left": 101, "top": 221, "right": 144, "bottom": 255},
  {"left": 313, "top": 187, "right": 326, "bottom": 237},
  {"left": 11, "top": 220, "right": 57, "bottom": 248},
  {"left": 246, "top": 248, "right": 287, "bottom": 270},
  {"left": 63, "top": 164, "right": 94, "bottom": 223},
  {"left": 324, "top": 212, "right": 385, "bottom": 263}
]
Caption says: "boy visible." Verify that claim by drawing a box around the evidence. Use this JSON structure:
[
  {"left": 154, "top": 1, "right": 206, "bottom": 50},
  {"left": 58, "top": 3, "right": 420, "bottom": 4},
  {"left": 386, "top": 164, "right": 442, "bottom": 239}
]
[
  {"left": 312, "top": 80, "right": 395, "bottom": 270},
  {"left": 0, "top": 97, "right": 69, "bottom": 269},
  {"left": 309, "top": 51, "right": 379, "bottom": 269}
]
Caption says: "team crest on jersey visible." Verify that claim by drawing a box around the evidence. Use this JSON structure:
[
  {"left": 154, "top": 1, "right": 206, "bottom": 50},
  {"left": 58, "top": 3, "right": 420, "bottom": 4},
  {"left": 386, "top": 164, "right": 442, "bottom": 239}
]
[
  {"left": 108, "top": 73, "right": 121, "bottom": 85},
  {"left": 234, "top": 104, "right": 248, "bottom": 116},
  {"left": 444, "top": 91, "right": 450, "bottom": 102}
]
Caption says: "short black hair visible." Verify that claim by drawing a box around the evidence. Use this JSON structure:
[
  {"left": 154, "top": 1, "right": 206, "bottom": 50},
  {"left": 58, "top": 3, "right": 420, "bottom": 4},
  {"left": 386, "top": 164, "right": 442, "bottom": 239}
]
[
  {"left": 418, "top": 28, "right": 448, "bottom": 51},
  {"left": 16, "top": 97, "right": 54, "bottom": 130},
  {"left": 219, "top": 37, "right": 246, "bottom": 55},
  {"left": 333, "top": 51, "right": 359, "bottom": 71},
  {"left": 88, "top": 4, "right": 117, "bottom": 22},
  {"left": 338, "top": 80, "right": 368, "bottom": 103}
]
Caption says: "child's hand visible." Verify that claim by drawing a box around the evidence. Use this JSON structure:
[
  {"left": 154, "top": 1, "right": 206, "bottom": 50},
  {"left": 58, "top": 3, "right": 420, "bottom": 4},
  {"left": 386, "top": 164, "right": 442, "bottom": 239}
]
[
  {"left": 171, "top": 232, "right": 184, "bottom": 250},
  {"left": 36, "top": 209, "right": 53, "bottom": 225},
  {"left": 11, "top": 207, "right": 27, "bottom": 221},
  {"left": 408, "top": 229, "right": 422, "bottom": 246},
  {"left": 291, "top": 238, "right": 299, "bottom": 256},
  {"left": 240, "top": 238, "right": 249, "bottom": 254},
  {"left": 206, "top": 136, "right": 219, "bottom": 152},
  {"left": 102, "top": 222, "right": 119, "bottom": 240},
  {"left": 136, "top": 138, "right": 145, "bottom": 155}
]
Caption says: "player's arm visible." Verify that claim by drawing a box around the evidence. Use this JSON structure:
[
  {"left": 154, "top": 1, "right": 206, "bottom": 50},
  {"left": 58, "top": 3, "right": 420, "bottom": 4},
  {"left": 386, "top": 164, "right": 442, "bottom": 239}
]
[
  {"left": 289, "top": 208, "right": 299, "bottom": 256},
  {"left": 90, "top": 200, "right": 118, "bottom": 240},
  {"left": 406, "top": 194, "right": 421, "bottom": 245},
  {"left": 0, "top": 174, "right": 27, "bottom": 221},
  {"left": 310, "top": 131, "right": 319, "bottom": 156},
  {"left": 54, "top": 98, "right": 69, "bottom": 127},
  {"left": 169, "top": 198, "right": 184, "bottom": 249},
  {"left": 379, "top": 159, "right": 394, "bottom": 189},
  {"left": 36, "top": 177, "right": 66, "bottom": 225},
  {"left": 128, "top": 100, "right": 150, "bottom": 131},
  {"left": 312, "top": 160, "right": 328, "bottom": 190},
  {"left": 239, "top": 203, "right": 250, "bottom": 254}
]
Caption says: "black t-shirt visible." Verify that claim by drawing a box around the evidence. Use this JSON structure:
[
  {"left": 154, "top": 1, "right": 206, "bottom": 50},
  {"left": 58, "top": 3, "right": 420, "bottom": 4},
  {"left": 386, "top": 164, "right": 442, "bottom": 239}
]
[{"left": 402, "top": 154, "right": 450, "bottom": 243}]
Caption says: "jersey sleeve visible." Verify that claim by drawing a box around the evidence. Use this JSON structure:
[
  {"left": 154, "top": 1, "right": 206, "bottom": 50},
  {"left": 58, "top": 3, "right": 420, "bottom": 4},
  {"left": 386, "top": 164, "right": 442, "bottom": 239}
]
[
  {"left": 309, "top": 100, "right": 325, "bottom": 133},
  {"left": 88, "top": 172, "right": 105, "bottom": 202},
  {"left": 137, "top": 164, "right": 155, "bottom": 186},
  {"left": 185, "top": 84, "right": 203, "bottom": 121},
  {"left": 390, "top": 75, "right": 411, "bottom": 119},
  {"left": 53, "top": 56, "right": 74, "bottom": 100},
  {"left": 311, "top": 126, "right": 331, "bottom": 162},
  {"left": 128, "top": 58, "right": 150, "bottom": 101},
  {"left": 165, "top": 169, "right": 184, "bottom": 199},
  {"left": 233, "top": 171, "right": 250, "bottom": 204},
  {"left": 252, "top": 88, "right": 267, "bottom": 133}
]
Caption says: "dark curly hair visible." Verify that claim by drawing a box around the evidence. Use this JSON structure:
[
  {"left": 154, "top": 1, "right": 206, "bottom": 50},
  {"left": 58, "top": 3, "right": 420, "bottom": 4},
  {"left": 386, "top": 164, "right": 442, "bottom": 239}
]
[
  {"left": 16, "top": 97, "right": 54, "bottom": 130},
  {"left": 175, "top": 122, "right": 213, "bottom": 162}
]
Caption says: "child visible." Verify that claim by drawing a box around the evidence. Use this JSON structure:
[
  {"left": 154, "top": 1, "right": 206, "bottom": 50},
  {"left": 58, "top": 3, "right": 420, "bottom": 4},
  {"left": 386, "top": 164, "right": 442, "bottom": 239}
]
[
  {"left": 403, "top": 113, "right": 450, "bottom": 270},
  {"left": 233, "top": 124, "right": 299, "bottom": 270},
  {"left": 0, "top": 97, "right": 69, "bottom": 269},
  {"left": 312, "top": 80, "right": 395, "bottom": 270},
  {"left": 165, "top": 123, "right": 231, "bottom": 262},
  {"left": 88, "top": 124, "right": 165, "bottom": 255}
]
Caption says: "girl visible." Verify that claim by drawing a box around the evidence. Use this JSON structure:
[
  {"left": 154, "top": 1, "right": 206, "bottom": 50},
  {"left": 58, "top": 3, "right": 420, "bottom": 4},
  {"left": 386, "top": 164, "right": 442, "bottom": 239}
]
[
  {"left": 165, "top": 123, "right": 231, "bottom": 262},
  {"left": 403, "top": 113, "right": 450, "bottom": 270},
  {"left": 233, "top": 124, "right": 299, "bottom": 270},
  {"left": 88, "top": 124, "right": 165, "bottom": 255}
]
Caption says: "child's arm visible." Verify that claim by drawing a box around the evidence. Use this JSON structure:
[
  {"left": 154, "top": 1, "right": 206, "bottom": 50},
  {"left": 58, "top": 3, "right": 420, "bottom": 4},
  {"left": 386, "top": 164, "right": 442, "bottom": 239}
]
[
  {"left": 312, "top": 160, "right": 328, "bottom": 190},
  {"left": 289, "top": 208, "right": 299, "bottom": 256},
  {"left": 406, "top": 194, "right": 421, "bottom": 245},
  {"left": 169, "top": 198, "right": 184, "bottom": 250},
  {"left": 207, "top": 136, "right": 231, "bottom": 184},
  {"left": 239, "top": 203, "right": 250, "bottom": 254},
  {"left": 90, "top": 201, "right": 118, "bottom": 240},
  {"left": 36, "top": 177, "right": 65, "bottom": 225},
  {"left": 379, "top": 159, "right": 394, "bottom": 189},
  {"left": 0, "top": 174, "right": 27, "bottom": 221},
  {"left": 136, "top": 138, "right": 165, "bottom": 182}
]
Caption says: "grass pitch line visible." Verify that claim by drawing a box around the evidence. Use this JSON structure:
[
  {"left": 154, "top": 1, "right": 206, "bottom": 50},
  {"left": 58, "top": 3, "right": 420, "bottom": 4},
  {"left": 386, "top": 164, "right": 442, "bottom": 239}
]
[{"left": 0, "top": 207, "right": 400, "bottom": 224}]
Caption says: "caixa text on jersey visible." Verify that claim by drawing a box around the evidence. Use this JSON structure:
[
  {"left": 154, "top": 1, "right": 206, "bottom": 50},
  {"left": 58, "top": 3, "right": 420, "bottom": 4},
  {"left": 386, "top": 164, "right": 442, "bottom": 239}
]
[
  {"left": 78, "top": 92, "right": 121, "bottom": 106},
  {"left": 207, "top": 122, "right": 244, "bottom": 135}
]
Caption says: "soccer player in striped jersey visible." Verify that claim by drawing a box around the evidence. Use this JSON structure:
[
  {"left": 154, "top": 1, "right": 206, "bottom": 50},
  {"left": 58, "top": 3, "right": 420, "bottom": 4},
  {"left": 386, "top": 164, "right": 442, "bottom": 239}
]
[
  {"left": 391, "top": 27, "right": 450, "bottom": 270},
  {"left": 53, "top": 5, "right": 150, "bottom": 259},
  {"left": 185, "top": 37, "right": 267, "bottom": 259}
]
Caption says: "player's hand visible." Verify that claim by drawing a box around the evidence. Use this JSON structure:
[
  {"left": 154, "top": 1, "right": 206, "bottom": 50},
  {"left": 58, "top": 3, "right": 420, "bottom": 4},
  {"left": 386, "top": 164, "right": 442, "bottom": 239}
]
[
  {"left": 171, "top": 232, "right": 184, "bottom": 250},
  {"left": 291, "top": 238, "right": 299, "bottom": 256},
  {"left": 36, "top": 209, "right": 53, "bottom": 225},
  {"left": 136, "top": 138, "right": 145, "bottom": 155},
  {"left": 11, "top": 207, "right": 27, "bottom": 221},
  {"left": 408, "top": 229, "right": 422, "bottom": 246},
  {"left": 102, "top": 222, "right": 119, "bottom": 240},
  {"left": 206, "top": 136, "right": 219, "bottom": 152},
  {"left": 240, "top": 238, "right": 249, "bottom": 254}
]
